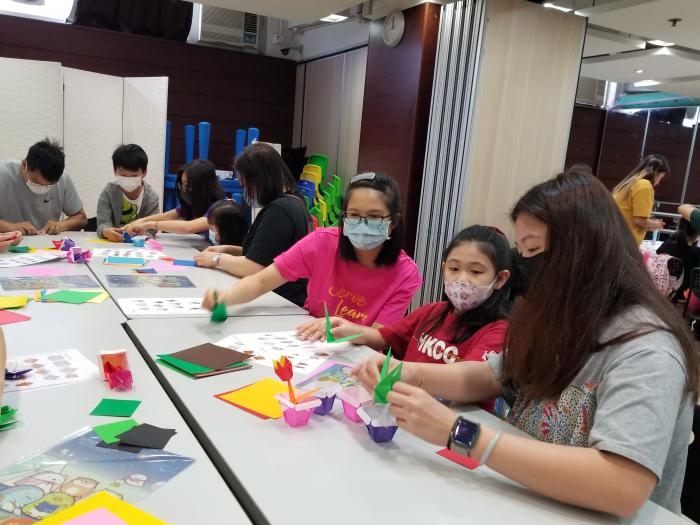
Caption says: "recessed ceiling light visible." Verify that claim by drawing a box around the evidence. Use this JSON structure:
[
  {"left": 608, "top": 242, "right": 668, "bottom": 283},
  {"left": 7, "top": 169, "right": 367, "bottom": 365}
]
[
  {"left": 648, "top": 40, "right": 675, "bottom": 47},
  {"left": 320, "top": 14, "right": 348, "bottom": 23},
  {"left": 635, "top": 69, "right": 644, "bottom": 74},
  {"left": 543, "top": 3, "right": 572, "bottom": 12},
  {"left": 634, "top": 80, "right": 660, "bottom": 87}
]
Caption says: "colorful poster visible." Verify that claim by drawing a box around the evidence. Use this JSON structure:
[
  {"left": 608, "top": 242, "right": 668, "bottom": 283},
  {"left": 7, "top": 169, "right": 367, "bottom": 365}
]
[
  {"left": 295, "top": 361, "right": 358, "bottom": 389},
  {"left": 3, "top": 350, "right": 99, "bottom": 393},
  {"left": 0, "top": 428, "right": 192, "bottom": 522},
  {"left": 105, "top": 276, "right": 194, "bottom": 289},
  {"left": 0, "top": 276, "right": 99, "bottom": 291}
]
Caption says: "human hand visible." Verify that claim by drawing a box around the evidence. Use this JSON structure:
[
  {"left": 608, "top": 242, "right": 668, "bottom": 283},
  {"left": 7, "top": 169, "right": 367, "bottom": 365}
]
[
  {"left": 204, "top": 245, "right": 229, "bottom": 254},
  {"left": 296, "top": 317, "right": 330, "bottom": 342},
  {"left": 102, "top": 227, "right": 124, "bottom": 242},
  {"left": 194, "top": 251, "right": 217, "bottom": 268},
  {"left": 125, "top": 221, "right": 151, "bottom": 236},
  {"left": 387, "top": 382, "right": 458, "bottom": 447},
  {"left": 12, "top": 222, "right": 39, "bottom": 235},
  {"left": 329, "top": 317, "right": 363, "bottom": 340},
  {"left": 652, "top": 219, "right": 665, "bottom": 231},
  {"left": 202, "top": 288, "right": 228, "bottom": 311},
  {"left": 0, "top": 231, "right": 22, "bottom": 249},
  {"left": 39, "top": 220, "right": 62, "bottom": 235}
]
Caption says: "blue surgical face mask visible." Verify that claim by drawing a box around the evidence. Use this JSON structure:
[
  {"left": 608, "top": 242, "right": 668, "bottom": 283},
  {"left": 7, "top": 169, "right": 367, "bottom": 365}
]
[
  {"left": 209, "top": 229, "right": 219, "bottom": 245},
  {"left": 342, "top": 218, "right": 391, "bottom": 251}
]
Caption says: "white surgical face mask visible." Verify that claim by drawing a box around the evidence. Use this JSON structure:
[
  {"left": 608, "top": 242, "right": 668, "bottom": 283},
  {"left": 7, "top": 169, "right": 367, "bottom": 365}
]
[
  {"left": 26, "top": 179, "right": 54, "bottom": 195},
  {"left": 116, "top": 175, "right": 143, "bottom": 192},
  {"left": 209, "top": 229, "right": 219, "bottom": 245}
]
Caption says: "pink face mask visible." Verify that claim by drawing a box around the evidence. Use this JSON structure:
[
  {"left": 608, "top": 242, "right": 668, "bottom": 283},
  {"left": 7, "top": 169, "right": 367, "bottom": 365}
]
[{"left": 444, "top": 278, "right": 496, "bottom": 312}]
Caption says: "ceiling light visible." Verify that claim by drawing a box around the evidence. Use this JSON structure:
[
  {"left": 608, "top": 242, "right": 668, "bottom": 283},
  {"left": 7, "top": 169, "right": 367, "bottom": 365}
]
[
  {"left": 634, "top": 80, "right": 660, "bottom": 87},
  {"left": 648, "top": 40, "right": 675, "bottom": 47},
  {"left": 635, "top": 69, "right": 644, "bottom": 74},
  {"left": 543, "top": 3, "right": 572, "bottom": 12},
  {"left": 320, "top": 14, "right": 348, "bottom": 22}
]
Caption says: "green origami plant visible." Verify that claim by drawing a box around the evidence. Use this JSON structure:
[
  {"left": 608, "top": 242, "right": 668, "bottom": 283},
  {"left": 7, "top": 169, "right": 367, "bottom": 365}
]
[
  {"left": 210, "top": 291, "right": 228, "bottom": 323},
  {"left": 374, "top": 350, "right": 403, "bottom": 404},
  {"left": 324, "top": 303, "right": 363, "bottom": 343}
]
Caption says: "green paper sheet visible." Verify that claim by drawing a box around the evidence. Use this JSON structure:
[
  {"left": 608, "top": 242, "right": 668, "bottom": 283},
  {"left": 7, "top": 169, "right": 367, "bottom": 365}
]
[
  {"left": 156, "top": 358, "right": 248, "bottom": 379},
  {"left": 90, "top": 398, "right": 142, "bottom": 417},
  {"left": 44, "top": 289, "right": 102, "bottom": 304},
  {"left": 8, "top": 246, "right": 31, "bottom": 253},
  {"left": 374, "top": 351, "right": 403, "bottom": 404},
  {"left": 0, "top": 405, "right": 19, "bottom": 433},
  {"left": 93, "top": 419, "right": 139, "bottom": 444}
]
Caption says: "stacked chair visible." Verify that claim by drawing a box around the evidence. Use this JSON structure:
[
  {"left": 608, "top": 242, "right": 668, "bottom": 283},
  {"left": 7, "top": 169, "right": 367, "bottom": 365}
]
[{"left": 297, "top": 154, "right": 343, "bottom": 229}]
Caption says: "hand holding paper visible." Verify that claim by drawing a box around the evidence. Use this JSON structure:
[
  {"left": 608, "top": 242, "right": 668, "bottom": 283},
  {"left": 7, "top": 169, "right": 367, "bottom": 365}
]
[
  {"left": 374, "top": 350, "right": 402, "bottom": 404},
  {"left": 324, "top": 303, "right": 363, "bottom": 344}
]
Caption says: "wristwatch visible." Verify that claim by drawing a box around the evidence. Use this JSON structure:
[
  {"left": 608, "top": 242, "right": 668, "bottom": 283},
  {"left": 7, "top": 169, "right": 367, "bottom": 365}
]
[
  {"left": 448, "top": 416, "right": 481, "bottom": 457},
  {"left": 212, "top": 254, "right": 222, "bottom": 267}
]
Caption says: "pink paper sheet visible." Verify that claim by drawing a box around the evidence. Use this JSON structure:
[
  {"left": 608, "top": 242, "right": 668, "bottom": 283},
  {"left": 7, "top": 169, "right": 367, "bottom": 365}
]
[
  {"left": 17, "top": 265, "right": 69, "bottom": 277},
  {"left": 147, "top": 260, "right": 187, "bottom": 272},
  {"left": 64, "top": 508, "right": 128, "bottom": 525}
]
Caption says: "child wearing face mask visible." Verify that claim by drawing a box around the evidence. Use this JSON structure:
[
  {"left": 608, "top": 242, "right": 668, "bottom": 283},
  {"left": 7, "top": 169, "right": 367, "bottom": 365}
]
[
  {"left": 330, "top": 225, "right": 511, "bottom": 369},
  {"left": 96, "top": 144, "right": 160, "bottom": 242},
  {"left": 202, "top": 173, "right": 422, "bottom": 331},
  {"left": 205, "top": 199, "right": 249, "bottom": 247}
]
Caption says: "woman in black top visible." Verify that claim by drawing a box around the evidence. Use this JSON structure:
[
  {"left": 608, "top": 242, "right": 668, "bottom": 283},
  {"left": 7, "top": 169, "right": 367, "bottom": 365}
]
[
  {"left": 194, "top": 143, "right": 311, "bottom": 306},
  {"left": 656, "top": 218, "right": 700, "bottom": 303}
]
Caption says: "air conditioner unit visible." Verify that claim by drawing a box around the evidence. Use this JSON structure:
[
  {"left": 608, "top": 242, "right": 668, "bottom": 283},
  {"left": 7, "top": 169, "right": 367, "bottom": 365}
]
[
  {"left": 190, "top": 4, "right": 263, "bottom": 50},
  {"left": 576, "top": 76, "right": 608, "bottom": 107}
]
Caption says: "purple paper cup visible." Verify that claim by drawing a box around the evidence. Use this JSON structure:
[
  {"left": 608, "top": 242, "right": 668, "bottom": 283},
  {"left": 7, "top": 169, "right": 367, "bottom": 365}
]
[
  {"left": 314, "top": 394, "right": 336, "bottom": 415},
  {"left": 367, "top": 423, "right": 398, "bottom": 443}
]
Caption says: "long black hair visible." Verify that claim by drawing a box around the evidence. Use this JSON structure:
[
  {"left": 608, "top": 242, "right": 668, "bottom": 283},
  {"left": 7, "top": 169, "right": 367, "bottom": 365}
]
[
  {"left": 176, "top": 159, "right": 225, "bottom": 220},
  {"left": 234, "top": 143, "right": 297, "bottom": 206},
  {"left": 339, "top": 173, "right": 403, "bottom": 266},
  {"left": 207, "top": 199, "right": 249, "bottom": 246},
  {"left": 419, "top": 225, "right": 513, "bottom": 344},
  {"left": 612, "top": 154, "right": 670, "bottom": 196}
]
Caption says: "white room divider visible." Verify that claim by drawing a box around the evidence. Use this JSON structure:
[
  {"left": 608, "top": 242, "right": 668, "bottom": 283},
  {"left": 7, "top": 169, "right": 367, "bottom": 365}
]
[
  {"left": 0, "top": 58, "right": 64, "bottom": 161},
  {"left": 0, "top": 57, "right": 168, "bottom": 219}
]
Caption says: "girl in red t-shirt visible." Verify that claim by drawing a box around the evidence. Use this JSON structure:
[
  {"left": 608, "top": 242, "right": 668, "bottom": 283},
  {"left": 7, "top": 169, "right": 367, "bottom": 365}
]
[{"left": 330, "top": 225, "right": 512, "bottom": 365}]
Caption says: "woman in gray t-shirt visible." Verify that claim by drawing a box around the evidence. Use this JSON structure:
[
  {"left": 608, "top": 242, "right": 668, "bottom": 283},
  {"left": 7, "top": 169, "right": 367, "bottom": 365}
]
[{"left": 354, "top": 171, "right": 697, "bottom": 517}]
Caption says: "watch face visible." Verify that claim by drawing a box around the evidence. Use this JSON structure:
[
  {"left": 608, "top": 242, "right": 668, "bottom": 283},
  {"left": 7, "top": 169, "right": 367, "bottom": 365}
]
[{"left": 453, "top": 417, "right": 480, "bottom": 447}]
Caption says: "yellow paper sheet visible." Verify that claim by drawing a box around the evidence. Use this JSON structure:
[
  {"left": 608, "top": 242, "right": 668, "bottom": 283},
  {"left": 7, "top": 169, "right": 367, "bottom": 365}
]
[
  {"left": 87, "top": 239, "right": 111, "bottom": 243},
  {"left": 40, "top": 491, "right": 168, "bottom": 524},
  {"left": 0, "top": 295, "right": 29, "bottom": 309},
  {"left": 217, "top": 378, "right": 289, "bottom": 419}
]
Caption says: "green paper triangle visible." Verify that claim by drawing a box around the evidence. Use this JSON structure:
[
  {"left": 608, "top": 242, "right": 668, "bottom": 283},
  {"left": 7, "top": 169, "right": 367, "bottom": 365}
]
[{"left": 157, "top": 354, "right": 212, "bottom": 374}]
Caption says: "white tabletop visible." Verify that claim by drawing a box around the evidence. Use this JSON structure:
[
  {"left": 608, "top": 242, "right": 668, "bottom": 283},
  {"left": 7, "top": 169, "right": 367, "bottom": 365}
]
[
  {"left": 0, "top": 316, "right": 250, "bottom": 524},
  {"left": 126, "top": 317, "right": 684, "bottom": 525}
]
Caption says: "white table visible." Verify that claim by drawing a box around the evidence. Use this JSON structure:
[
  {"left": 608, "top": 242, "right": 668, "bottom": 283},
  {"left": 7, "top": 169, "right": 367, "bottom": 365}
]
[
  {"left": 12, "top": 232, "right": 306, "bottom": 319},
  {"left": 126, "top": 317, "right": 684, "bottom": 525},
  {"left": 0, "top": 317, "right": 251, "bottom": 524}
]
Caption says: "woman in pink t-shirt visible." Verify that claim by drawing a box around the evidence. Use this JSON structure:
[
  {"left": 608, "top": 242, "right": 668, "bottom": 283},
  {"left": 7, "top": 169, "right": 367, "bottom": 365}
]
[{"left": 202, "top": 173, "right": 422, "bottom": 334}]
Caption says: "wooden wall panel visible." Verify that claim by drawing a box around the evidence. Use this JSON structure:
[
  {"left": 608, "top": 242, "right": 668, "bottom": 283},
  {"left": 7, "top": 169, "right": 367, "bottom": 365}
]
[
  {"left": 462, "top": 0, "right": 585, "bottom": 235},
  {"left": 0, "top": 14, "right": 296, "bottom": 172},
  {"left": 357, "top": 3, "right": 441, "bottom": 255}
]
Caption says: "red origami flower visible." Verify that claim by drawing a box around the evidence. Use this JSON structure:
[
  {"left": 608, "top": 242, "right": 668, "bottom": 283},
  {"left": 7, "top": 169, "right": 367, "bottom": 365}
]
[{"left": 273, "top": 356, "right": 293, "bottom": 382}]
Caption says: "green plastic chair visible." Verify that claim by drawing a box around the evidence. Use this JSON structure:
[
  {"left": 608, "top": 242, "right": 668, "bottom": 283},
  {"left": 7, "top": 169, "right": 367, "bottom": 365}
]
[
  {"left": 310, "top": 205, "right": 324, "bottom": 227},
  {"left": 322, "top": 187, "right": 337, "bottom": 225},
  {"left": 308, "top": 154, "right": 328, "bottom": 182},
  {"left": 332, "top": 175, "right": 343, "bottom": 215}
]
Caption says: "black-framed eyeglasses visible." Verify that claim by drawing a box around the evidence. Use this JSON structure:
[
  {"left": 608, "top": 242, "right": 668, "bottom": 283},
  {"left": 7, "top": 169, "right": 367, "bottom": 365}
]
[{"left": 342, "top": 213, "right": 393, "bottom": 230}]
